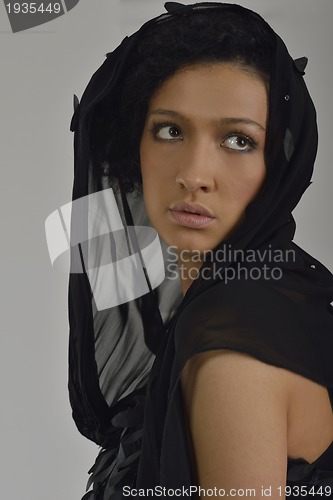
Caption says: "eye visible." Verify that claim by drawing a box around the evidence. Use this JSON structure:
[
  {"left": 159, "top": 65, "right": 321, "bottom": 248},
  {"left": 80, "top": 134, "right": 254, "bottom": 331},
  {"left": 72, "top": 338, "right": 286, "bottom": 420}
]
[
  {"left": 150, "top": 122, "right": 183, "bottom": 141},
  {"left": 222, "top": 134, "right": 256, "bottom": 152}
]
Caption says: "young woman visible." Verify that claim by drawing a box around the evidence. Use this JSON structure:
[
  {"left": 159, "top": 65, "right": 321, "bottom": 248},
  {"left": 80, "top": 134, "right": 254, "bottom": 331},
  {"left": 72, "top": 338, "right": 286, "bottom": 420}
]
[{"left": 68, "top": 3, "right": 333, "bottom": 498}]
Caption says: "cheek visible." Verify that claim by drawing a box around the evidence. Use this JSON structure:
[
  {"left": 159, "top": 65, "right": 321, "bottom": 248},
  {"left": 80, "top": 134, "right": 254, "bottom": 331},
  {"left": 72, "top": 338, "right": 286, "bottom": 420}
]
[
  {"left": 242, "top": 169, "right": 266, "bottom": 202},
  {"left": 250, "top": 161, "right": 267, "bottom": 196},
  {"left": 223, "top": 162, "right": 266, "bottom": 208},
  {"left": 140, "top": 140, "right": 174, "bottom": 191},
  {"left": 140, "top": 158, "right": 163, "bottom": 196}
]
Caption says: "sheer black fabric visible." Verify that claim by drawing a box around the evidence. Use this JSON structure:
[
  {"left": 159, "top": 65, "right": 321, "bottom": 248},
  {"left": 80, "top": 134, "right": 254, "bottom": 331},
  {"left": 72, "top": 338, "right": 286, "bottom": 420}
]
[{"left": 68, "top": 3, "right": 333, "bottom": 498}]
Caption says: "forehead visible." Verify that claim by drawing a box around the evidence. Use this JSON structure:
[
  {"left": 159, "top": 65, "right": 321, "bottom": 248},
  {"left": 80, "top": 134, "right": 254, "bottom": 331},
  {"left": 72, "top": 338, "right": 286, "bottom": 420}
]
[{"left": 148, "top": 63, "right": 268, "bottom": 125}]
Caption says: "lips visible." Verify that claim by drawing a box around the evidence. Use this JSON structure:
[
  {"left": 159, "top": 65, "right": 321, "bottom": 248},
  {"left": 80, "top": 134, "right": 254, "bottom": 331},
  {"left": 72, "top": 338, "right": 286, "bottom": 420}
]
[
  {"left": 169, "top": 202, "right": 215, "bottom": 228},
  {"left": 170, "top": 202, "right": 214, "bottom": 217}
]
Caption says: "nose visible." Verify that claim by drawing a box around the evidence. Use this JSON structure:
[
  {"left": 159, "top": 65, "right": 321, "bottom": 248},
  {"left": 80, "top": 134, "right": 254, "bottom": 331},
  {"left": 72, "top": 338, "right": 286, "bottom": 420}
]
[{"left": 175, "top": 139, "right": 216, "bottom": 193}]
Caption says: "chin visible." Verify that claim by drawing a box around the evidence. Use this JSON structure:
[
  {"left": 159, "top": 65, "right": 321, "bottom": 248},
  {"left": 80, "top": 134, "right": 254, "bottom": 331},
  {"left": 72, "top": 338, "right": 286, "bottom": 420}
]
[{"left": 161, "top": 229, "right": 224, "bottom": 255}]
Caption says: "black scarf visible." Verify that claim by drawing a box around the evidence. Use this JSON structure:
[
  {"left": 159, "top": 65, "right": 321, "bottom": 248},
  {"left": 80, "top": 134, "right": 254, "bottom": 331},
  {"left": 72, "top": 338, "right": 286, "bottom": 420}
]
[{"left": 68, "top": 3, "right": 333, "bottom": 498}]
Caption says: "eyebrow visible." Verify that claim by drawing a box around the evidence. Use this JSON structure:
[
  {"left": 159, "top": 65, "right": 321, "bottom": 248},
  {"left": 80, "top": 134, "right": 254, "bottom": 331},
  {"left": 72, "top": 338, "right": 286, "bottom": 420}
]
[{"left": 149, "top": 109, "right": 266, "bottom": 132}]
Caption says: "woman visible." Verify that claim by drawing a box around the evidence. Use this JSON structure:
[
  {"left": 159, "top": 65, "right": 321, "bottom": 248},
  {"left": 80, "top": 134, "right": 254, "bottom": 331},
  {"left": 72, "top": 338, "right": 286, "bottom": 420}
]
[{"left": 69, "top": 2, "right": 333, "bottom": 498}]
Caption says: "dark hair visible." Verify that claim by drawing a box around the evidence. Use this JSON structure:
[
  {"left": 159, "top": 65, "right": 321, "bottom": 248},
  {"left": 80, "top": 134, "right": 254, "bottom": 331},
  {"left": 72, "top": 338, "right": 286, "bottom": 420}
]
[{"left": 91, "top": 7, "right": 275, "bottom": 192}]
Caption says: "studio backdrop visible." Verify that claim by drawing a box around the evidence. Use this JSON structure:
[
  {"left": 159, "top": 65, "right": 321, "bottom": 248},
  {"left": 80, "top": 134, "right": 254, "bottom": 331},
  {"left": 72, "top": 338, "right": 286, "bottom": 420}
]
[{"left": 0, "top": 1, "right": 332, "bottom": 499}]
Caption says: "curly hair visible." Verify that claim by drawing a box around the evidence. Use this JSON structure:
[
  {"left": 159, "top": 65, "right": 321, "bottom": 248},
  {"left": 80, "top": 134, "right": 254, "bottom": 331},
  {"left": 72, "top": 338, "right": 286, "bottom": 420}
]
[{"left": 90, "top": 6, "right": 275, "bottom": 192}]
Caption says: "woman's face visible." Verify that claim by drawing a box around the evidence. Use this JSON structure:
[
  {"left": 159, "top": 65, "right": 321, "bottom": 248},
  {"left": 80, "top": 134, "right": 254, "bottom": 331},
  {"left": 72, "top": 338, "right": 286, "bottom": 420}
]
[{"left": 140, "top": 63, "right": 267, "bottom": 254}]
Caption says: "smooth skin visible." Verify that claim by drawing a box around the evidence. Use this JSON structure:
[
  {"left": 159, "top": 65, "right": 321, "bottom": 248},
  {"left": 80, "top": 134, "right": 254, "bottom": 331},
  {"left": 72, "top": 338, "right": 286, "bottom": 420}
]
[
  {"left": 140, "top": 63, "right": 333, "bottom": 498},
  {"left": 140, "top": 63, "right": 266, "bottom": 293},
  {"left": 181, "top": 351, "right": 333, "bottom": 499}
]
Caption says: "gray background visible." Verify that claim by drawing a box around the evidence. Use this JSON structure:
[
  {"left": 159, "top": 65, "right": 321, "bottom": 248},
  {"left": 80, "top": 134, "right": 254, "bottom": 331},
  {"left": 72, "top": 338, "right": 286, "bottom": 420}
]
[{"left": 0, "top": 0, "right": 332, "bottom": 498}]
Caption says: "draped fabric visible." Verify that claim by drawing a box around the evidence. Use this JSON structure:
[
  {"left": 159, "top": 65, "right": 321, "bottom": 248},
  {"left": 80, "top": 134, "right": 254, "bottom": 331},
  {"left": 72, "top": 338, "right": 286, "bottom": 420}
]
[{"left": 68, "top": 3, "right": 333, "bottom": 498}]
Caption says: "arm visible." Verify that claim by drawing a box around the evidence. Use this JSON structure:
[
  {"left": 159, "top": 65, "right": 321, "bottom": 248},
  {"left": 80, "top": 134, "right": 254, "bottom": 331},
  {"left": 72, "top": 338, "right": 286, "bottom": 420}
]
[{"left": 180, "top": 350, "right": 291, "bottom": 500}]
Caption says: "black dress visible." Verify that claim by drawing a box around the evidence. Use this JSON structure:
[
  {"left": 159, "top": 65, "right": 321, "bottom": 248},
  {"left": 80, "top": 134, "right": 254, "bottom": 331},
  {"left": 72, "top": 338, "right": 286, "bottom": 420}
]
[
  {"left": 76, "top": 248, "right": 333, "bottom": 499},
  {"left": 67, "top": 3, "right": 333, "bottom": 499}
]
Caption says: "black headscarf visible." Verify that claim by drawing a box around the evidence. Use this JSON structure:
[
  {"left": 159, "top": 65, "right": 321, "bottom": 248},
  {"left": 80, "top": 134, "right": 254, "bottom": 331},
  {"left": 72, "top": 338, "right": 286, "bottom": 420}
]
[{"left": 68, "top": 3, "right": 333, "bottom": 498}]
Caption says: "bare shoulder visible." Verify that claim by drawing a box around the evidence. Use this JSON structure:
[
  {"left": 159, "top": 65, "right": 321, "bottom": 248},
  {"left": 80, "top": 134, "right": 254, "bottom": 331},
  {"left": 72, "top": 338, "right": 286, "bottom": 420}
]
[{"left": 180, "top": 350, "right": 292, "bottom": 497}]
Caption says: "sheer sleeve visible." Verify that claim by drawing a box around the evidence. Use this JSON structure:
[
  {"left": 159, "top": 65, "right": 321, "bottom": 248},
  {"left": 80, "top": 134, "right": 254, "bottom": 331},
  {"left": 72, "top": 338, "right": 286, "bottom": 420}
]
[{"left": 171, "top": 259, "right": 333, "bottom": 395}]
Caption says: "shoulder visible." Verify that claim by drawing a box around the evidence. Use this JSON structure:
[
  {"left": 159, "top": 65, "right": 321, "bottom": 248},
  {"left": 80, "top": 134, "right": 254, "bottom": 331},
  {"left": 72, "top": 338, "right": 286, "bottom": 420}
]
[
  {"left": 181, "top": 349, "right": 292, "bottom": 419},
  {"left": 174, "top": 279, "right": 284, "bottom": 382},
  {"left": 173, "top": 276, "right": 323, "bottom": 387},
  {"left": 180, "top": 350, "right": 292, "bottom": 491}
]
